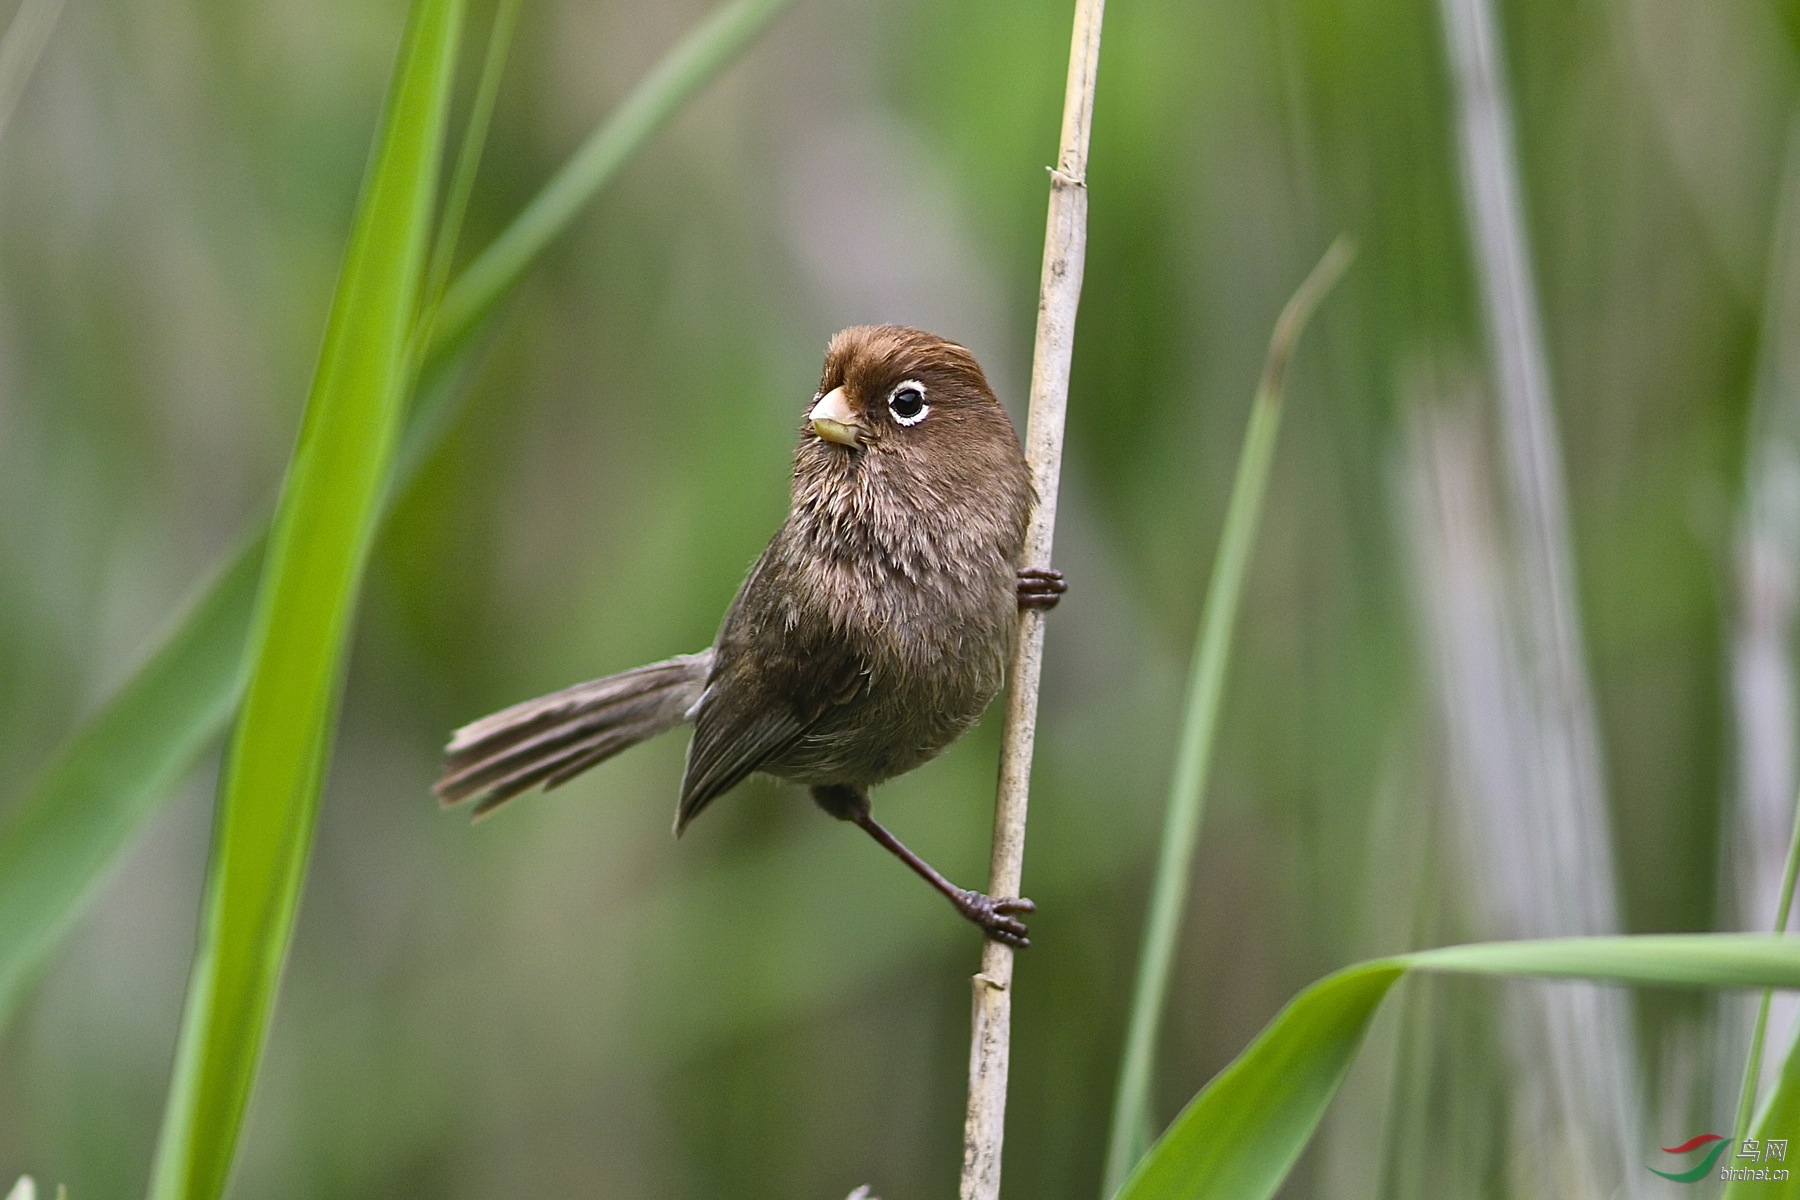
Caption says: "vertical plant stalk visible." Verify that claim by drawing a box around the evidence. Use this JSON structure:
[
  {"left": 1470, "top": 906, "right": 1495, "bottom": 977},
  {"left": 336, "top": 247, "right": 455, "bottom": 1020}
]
[
  {"left": 1438, "top": 0, "right": 1616, "bottom": 930},
  {"left": 417, "top": 0, "right": 523, "bottom": 342},
  {"left": 1438, "top": 0, "right": 1616, "bottom": 938},
  {"left": 1727, "top": 111, "right": 1800, "bottom": 1136},
  {"left": 1401, "top": 399, "right": 1641, "bottom": 1197},
  {"left": 1734, "top": 797, "right": 1800, "bottom": 1140},
  {"left": 960, "top": 2, "right": 1104, "bottom": 1197},
  {"left": 1438, "top": 0, "right": 1597, "bottom": 750},
  {"left": 1435, "top": 0, "right": 1638, "bottom": 1188},
  {"left": 1099, "top": 240, "right": 1354, "bottom": 1197}
]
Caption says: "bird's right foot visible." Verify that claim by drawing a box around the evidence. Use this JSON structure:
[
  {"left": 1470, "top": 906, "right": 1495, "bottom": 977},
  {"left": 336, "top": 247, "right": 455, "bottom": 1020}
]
[
  {"left": 1016, "top": 566, "right": 1067, "bottom": 611},
  {"left": 954, "top": 890, "right": 1035, "bottom": 948}
]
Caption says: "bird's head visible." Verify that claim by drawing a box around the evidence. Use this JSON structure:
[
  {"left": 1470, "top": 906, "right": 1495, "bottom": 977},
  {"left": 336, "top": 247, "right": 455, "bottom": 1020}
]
[
  {"left": 788, "top": 325, "right": 1031, "bottom": 571},
  {"left": 796, "top": 325, "right": 1025, "bottom": 496}
]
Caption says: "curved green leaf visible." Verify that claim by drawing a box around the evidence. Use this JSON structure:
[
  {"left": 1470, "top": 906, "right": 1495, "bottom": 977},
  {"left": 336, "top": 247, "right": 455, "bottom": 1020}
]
[
  {"left": 144, "top": 1, "right": 464, "bottom": 1195},
  {"left": 1113, "top": 962, "right": 1404, "bottom": 1200},
  {"left": 1726, "top": 1012, "right": 1800, "bottom": 1199},
  {"left": 1115, "top": 934, "right": 1800, "bottom": 1200}
]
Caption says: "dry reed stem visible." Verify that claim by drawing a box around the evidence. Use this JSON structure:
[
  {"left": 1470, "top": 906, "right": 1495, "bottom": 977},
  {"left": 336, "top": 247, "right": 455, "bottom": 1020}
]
[{"left": 959, "top": 1, "right": 1104, "bottom": 1197}]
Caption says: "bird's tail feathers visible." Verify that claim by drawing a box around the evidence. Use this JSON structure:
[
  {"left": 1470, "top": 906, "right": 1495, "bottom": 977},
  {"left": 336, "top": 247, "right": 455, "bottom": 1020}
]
[{"left": 435, "top": 650, "right": 712, "bottom": 817}]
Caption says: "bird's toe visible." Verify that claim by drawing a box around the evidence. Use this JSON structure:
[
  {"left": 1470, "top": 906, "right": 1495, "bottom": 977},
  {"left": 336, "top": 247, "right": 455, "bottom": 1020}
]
[
  {"left": 957, "top": 889, "right": 1035, "bottom": 947},
  {"left": 1015, "top": 566, "right": 1068, "bottom": 611}
]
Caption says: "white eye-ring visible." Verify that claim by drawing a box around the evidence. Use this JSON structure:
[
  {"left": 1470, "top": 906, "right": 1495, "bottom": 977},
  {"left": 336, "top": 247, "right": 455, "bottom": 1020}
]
[{"left": 888, "top": 380, "right": 928, "bottom": 426}]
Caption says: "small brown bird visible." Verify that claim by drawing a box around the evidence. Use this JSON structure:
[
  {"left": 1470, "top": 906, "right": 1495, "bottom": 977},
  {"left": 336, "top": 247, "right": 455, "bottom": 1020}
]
[{"left": 435, "top": 326, "right": 1064, "bottom": 945}]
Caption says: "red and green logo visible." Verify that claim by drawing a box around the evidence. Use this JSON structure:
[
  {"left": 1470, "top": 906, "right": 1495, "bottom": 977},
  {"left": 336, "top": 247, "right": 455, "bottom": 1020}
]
[{"left": 1651, "top": 1134, "right": 1733, "bottom": 1183}]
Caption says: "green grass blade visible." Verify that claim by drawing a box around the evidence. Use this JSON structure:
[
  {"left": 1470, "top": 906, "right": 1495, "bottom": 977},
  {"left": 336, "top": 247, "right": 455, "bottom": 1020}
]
[
  {"left": 0, "top": 0, "right": 796, "bottom": 1037},
  {"left": 1101, "top": 237, "right": 1355, "bottom": 1195},
  {"left": 1402, "top": 934, "right": 1800, "bottom": 986},
  {"left": 143, "top": 1, "right": 464, "bottom": 1195},
  {"left": 1115, "top": 934, "right": 1800, "bottom": 1200}
]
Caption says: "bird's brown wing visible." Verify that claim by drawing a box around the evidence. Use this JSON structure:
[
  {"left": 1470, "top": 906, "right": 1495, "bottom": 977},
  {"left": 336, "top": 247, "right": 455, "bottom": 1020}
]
[{"left": 674, "top": 631, "right": 868, "bottom": 833}]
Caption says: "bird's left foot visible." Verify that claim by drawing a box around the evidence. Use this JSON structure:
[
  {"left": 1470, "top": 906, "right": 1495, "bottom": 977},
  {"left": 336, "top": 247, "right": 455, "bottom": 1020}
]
[
  {"left": 955, "top": 890, "right": 1036, "bottom": 948},
  {"left": 1016, "top": 566, "right": 1066, "bottom": 611}
]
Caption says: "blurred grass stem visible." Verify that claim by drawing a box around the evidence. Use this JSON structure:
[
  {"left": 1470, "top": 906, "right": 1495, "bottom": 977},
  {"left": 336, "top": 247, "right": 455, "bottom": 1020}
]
[
  {"left": 1098, "top": 240, "right": 1353, "bottom": 1196},
  {"left": 960, "top": 2, "right": 1104, "bottom": 1196},
  {"left": 1436, "top": 0, "right": 1635, "bottom": 1184},
  {"left": 429, "top": 0, "right": 795, "bottom": 356},
  {"left": 1438, "top": 0, "right": 1619, "bottom": 942},
  {"left": 1437, "top": 0, "right": 1616, "bottom": 935}
]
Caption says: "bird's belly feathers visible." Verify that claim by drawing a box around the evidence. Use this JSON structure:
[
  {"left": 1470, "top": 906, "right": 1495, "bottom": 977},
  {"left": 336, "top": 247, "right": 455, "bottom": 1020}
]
[
  {"left": 768, "top": 637, "right": 1007, "bottom": 786},
  {"left": 762, "top": 574, "right": 1014, "bottom": 787},
  {"left": 710, "top": 504, "right": 1023, "bottom": 792}
]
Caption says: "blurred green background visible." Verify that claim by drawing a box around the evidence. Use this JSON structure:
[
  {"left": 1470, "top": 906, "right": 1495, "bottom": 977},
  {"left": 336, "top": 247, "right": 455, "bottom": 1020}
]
[{"left": 1, "top": 0, "right": 1796, "bottom": 1195}]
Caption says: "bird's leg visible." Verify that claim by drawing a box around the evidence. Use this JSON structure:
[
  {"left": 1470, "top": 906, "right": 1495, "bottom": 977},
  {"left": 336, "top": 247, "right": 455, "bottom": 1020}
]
[
  {"left": 1016, "top": 565, "right": 1066, "bottom": 611},
  {"left": 854, "top": 811, "right": 1037, "bottom": 948},
  {"left": 811, "top": 784, "right": 1035, "bottom": 947}
]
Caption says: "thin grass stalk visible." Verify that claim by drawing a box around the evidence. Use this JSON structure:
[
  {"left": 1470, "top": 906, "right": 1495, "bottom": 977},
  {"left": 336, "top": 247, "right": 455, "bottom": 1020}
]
[
  {"left": 0, "top": 0, "right": 797, "bottom": 1034},
  {"left": 430, "top": 0, "right": 795, "bottom": 356},
  {"left": 1099, "top": 239, "right": 1353, "bottom": 1197},
  {"left": 396, "top": 0, "right": 519, "bottom": 455},
  {"left": 418, "top": 0, "right": 522, "bottom": 342},
  {"left": 1725, "top": 110, "right": 1800, "bottom": 1137},
  {"left": 959, "top": 2, "right": 1104, "bottom": 1196},
  {"left": 1734, "top": 797, "right": 1800, "bottom": 1140},
  {"left": 1729, "top": 1025, "right": 1800, "bottom": 1200}
]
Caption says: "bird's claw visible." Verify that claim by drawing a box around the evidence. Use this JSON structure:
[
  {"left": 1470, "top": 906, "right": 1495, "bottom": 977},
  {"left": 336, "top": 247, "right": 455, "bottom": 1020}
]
[
  {"left": 956, "top": 890, "right": 1036, "bottom": 948},
  {"left": 1016, "top": 566, "right": 1067, "bottom": 611}
]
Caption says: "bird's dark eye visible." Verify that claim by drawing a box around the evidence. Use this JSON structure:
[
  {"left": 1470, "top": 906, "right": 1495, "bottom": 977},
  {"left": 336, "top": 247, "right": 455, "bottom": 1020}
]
[{"left": 888, "top": 381, "right": 928, "bottom": 426}]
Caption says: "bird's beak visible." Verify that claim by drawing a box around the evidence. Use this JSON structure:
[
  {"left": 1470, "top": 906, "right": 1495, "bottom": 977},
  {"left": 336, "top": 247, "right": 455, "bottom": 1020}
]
[{"left": 809, "top": 387, "right": 862, "bottom": 448}]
